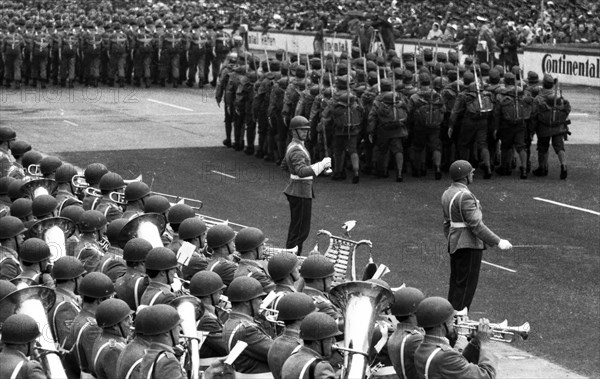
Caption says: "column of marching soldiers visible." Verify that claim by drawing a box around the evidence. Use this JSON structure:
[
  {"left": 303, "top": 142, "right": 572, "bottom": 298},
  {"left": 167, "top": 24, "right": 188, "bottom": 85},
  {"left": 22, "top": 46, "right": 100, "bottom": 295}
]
[{"left": 216, "top": 46, "right": 571, "bottom": 182}]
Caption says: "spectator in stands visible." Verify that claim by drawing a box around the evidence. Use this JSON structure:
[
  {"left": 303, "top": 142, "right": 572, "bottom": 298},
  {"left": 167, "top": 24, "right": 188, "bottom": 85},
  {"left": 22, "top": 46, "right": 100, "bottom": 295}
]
[
  {"left": 427, "top": 22, "right": 443, "bottom": 40},
  {"left": 442, "top": 23, "right": 458, "bottom": 42}
]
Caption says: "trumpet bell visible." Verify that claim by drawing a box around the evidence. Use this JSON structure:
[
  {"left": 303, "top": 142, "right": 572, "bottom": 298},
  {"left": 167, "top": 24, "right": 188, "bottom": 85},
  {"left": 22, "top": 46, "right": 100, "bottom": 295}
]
[
  {"left": 109, "top": 191, "right": 126, "bottom": 205},
  {"left": 84, "top": 187, "right": 102, "bottom": 198},
  {"left": 123, "top": 174, "right": 143, "bottom": 185},
  {"left": 19, "top": 179, "right": 58, "bottom": 199},
  {"left": 28, "top": 217, "right": 76, "bottom": 263},
  {"left": 27, "top": 164, "right": 42, "bottom": 177},
  {"left": 118, "top": 213, "right": 166, "bottom": 248},
  {"left": 330, "top": 281, "right": 394, "bottom": 379}
]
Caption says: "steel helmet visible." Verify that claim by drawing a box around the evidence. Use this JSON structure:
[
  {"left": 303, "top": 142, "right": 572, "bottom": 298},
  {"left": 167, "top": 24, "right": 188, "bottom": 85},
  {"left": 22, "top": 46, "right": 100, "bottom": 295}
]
[
  {"left": 206, "top": 224, "right": 235, "bottom": 249},
  {"left": 99, "top": 172, "right": 125, "bottom": 191},
  {"left": 39, "top": 156, "right": 63, "bottom": 175},
  {"left": 267, "top": 252, "right": 298, "bottom": 281},
  {"left": 0, "top": 176, "right": 16, "bottom": 195},
  {"left": 123, "top": 237, "right": 153, "bottom": 262},
  {"left": 79, "top": 272, "right": 115, "bottom": 299},
  {"left": 0, "top": 216, "right": 27, "bottom": 239},
  {"left": 0, "top": 280, "right": 18, "bottom": 300},
  {"left": 209, "top": 260, "right": 236, "bottom": 286},
  {"left": 124, "top": 181, "right": 151, "bottom": 202},
  {"left": 449, "top": 160, "right": 474, "bottom": 181},
  {"left": 145, "top": 247, "right": 178, "bottom": 271},
  {"left": 391, "top": 287, "right": 425, "bottom": 317},
  {"left": 276, "top": 292, "right": 316, "bottom": 321},
  {"left": 106, "top": 218, "right": 128, "bottom": 245},
  {"left": 1, "top": 314, "right": 40, "bottom": 344},
  {"left": 300, "top": 312, "right": 341, "bottom": 341},
  {"left": 227, "top": 276, "right": 266, "bottom": 302},
  {"left": 19, "top": 238, "right": 51, "bottom": 263},
  {"left": 10, "top": 140, "right": 31, "bottom": 157},
  {"left": 7, "top": 180, "right": 24, "bottom": 201},
  {"left": 60, "top": 204, "right": 85, "bottom": 224},
  {"left": 415, "top": 296, "right": 456, "bottom": 328},
  {"left": 167, "top": 203, "right": 195, "bottom": 225},
  {"left": 143, "top": 195, "right": 171, "bottom": 214},
  {"left": 181, "top": 254, "right": 208, "bottom": 281},
  {"left": 367, "top": 278, "right": 392, "bottom": 292},
  {"left": 55, "top": 164, "right": 79, "bottom": 184},
  {"left": 78, "top": 210, "right": 107, "bottom": 233},
  {"left": 52, "top": 256, "right": 86, "bottom": 280},
  {"left": 300, "top": 254, "right": 335, "bottom": 279},
  {"left": 234, "top": 227, "right": 265, "bottom": 253},
  {"left": 190, "top": 271, "right": 225, "bottom": 297},
  {"left": 21, "top": 150, "right": 43, "bottom": 170},
  {"left": 289, "top": 115, "right": 310, "bottom": 130},
  {"left": 133, "top": 306, "right": 154, "bottom": 335},
  {"left": 0, "top": 126, "right": 17, "bottom": 141},
  {"left": 142, "top": 304, "right": 182, "bottom": 335},
  {"left": 96, "top": 298, "right": 133, "bottom": 328},
  {"left": 31, "top": 194, "right": 58, "bottom": 218},
  {"left": 84, "top": 163, "right": 109, "bottom": 186},
  {"left": 178, "top": 217, "right": 208, "bottom": 241},
  {"left": 9, "top": 198, "right": 33, "bottom": 219}
]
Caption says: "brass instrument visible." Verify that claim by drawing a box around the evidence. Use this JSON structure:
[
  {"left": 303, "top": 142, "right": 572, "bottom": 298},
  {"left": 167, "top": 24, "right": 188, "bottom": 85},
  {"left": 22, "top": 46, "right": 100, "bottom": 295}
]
[
  {"left": 109, "top": 191, "right": 127, "bottom": 205},
  {"left": 169, "top": 295, "right": 204, "bottom": 379},
  {"left": 20, "top": 179, "right": 58, "bottom": 199},
  {"left": 317, "top": 229, "right": 373, "bottom": 286},
  {"left": 124, "top": 174, "right": 143, "bottom": 185},
  {"left": 454, "top": 308, "right": 530, "bottom": 343},
  {"left": 28, "top": 217, "right": 76, "bottom": 263},
  {"left": 216, "top": 294, "right": 232, "bottom": 314},
  {"left": 151, "top": 190, "right": 204, "bottom": 211},
  {"left": 84, "top": 186, "right": 102, "bottom": 198},
  {"left": 330, "top": 281, "right": 394, "bottom": 379},
  {"left": 259, "top": 291, "right": 285, "bottom": 327},
  {"left": 27, "top": 163, "right": 43, "bottom": 178},
  {"left": 71, "top": 174, "right": 89, "bottom": 192},
  {"left": 0, "top": 286, "right": 68, "bottom": 379},
  {"left": 118, "top": 213, "right": 166, "bottom": 248}
]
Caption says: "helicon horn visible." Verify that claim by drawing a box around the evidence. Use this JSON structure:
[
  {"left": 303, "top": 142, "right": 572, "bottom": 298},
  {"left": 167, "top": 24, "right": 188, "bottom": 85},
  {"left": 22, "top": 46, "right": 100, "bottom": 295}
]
[
  {"left": 170, "top": 295, "right": 204, "bottom": 379},
  {"left": 19, "top": 179, "right": 58, "bottom": 199},
  {"left": 28, "top": 217, "right": 76, "bottom": 263},
  {"left": 118, "top": 213, "right": 166, "bottom": 248}
]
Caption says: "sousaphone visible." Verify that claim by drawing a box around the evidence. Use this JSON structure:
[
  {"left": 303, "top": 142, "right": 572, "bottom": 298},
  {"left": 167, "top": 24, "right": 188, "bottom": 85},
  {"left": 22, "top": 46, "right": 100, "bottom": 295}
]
[
  {"left": 118, "top": 213, "right": 166, "bottom": 248},
  {"left": 170, "top": 295, "right": 204, "bottom": 379},
  {"left": 20, "top": 178, "right": 58, "bottom": 199},
  {"left": 28, "top": 217, "right": 76, "bottom": 263}
]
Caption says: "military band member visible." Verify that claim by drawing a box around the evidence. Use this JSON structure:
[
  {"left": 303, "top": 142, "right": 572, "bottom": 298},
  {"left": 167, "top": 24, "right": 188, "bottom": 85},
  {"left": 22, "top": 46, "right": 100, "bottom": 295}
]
[
  {"left": 0, "top": 314, "right": 48, "bottom": 379},
  {"left": 140, "top": 247, "right": 178, "bottom": 306},
  {"left": 121, "top": 181, "right": 151, "bottom": 220},
  {"left": 73, "top": 210, "right": 109, "bottom": 273},
  {"left": 300, "top": 254, "right": 343, "bottom": 327},
  {"left": 234, "top": 226, "right": 274, "bottom": 290},
  {"left": 15, "top": 237, "right": 54, "bottom": 287},
  {"left": 114, "top": 238, "right": 152, "bottom": 311},
  {"left": 165, "top": 203, "right": 196, "bottom": 253},
  {"left": 268, "top": 251, "right": 302, "bottom": 293},
  {"left": 54, "top": 164, "right": 82, "bottom": 212},
  {"left": 0, "top": 216, "right": 26, "bottom": 280},
  {"left": 94, "top": 172, "right": 125, "bottom": 222},
  {"left": 115, "top": 305, "right": 154, "bottom": 378},
  {"left": 92, "top": 298, "right": 132, "bottom": 379}
]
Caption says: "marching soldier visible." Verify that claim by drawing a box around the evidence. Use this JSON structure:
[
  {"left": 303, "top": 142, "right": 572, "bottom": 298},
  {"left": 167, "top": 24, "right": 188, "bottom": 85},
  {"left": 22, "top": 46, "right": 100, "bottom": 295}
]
[
  {"left": 140, "top": 247, "right": 178, "bottom": 306},
  {"left": 107, "top": 22, "right": 129, "bottom": 88},
  {"left": 178, "top": 20, "right": 190, "bottom": 87},
  {"left": 269, "top": 75, "right": 289, "bottom": 164},
  {"left": 30, "top": 22, "right": 51, "bottom": 88},
  {"left": 2, "top": 23, "right": 25, "bottom": 88},
  {"left": 82, "top": 22, "right": 103, "bottom": 87},
  {"left": 387, "top": 287, "right": 425, "bottom": 379},
  {"left": 254, "top": 59, "right": 277, "bottom": 159},
  {"left": 211, "top": 24, "right": 231, "bottom": 87},
  {"left": 132, "top": 20, "right": 154, "bottom": 88},
  {"left": 51, "top": 21, "right": 64, "bottom": 85},
  {"left": 121, "top": 181, "right": 151, "bottom": 219},
  {"left": 215, "top": 53, "right": 239, "bottom": 148},
  {"left": 15, "top": 237, "right": 54, "bottom": 287},
  {"left": 138, "top": 304, "right": 186, "bottom": 379},
  {"left": 268, "top": 252, "right": 302, "bottom": 293},
  {"left": 186, "top": 21, "right": 208, "bottom": 87},
  {"left": 531, "top": 74, "right": 571, "bottom": 179},
  {"left": 159, "top": 20, "right": 182, "bottom": 88},
  {"left": 414, "top": 297, "right": 497, "bottom": 378},
  {"left": 280, "top": 312, "right": 340, "bottom": 379},
  {"left": 22, "top": 20, "right": 33, "bottom": 86},
  {"left": 237, "top": 70, "right": 259, "bottom": 155},
  {"left": 92, "top": 298, "right": 132, "bottom": 379},
  {"left": 222, "top": 276, "right": 273, "bottom": 373},
  {"left": 73, "top": 210, "right": 109, "bottom": 273},
  {"left": 440, "top": 69, "right": 464, "bottom": 171},
  {"left": 0, "top": 314, "right": 48, "bottom": 379},
  {"left": 189, "top": 271, "right": 228, "bottom": 358},
  {"left": 300, "top": 254, "right": 343, "bottom": 327},
  {"left": 282, "top": 66, "right": 308, "bottom": 141},
  {"left": 0, "top": 216, "right": 26, "bottom": 280},
  {"left": 114, "top": 238, "right": 152, "bottom": 310},
  {"left": 229, "top": 62, "right": 248, "bottom": 151},
  {"left": 268, "top": 292, "right": 317, "bottom": 379},
  {"left": 234, "top": 226, "right": 274, "bottom": 290},
  {"left": 115, "top": 305, "right": 154, "bottom": 378}
]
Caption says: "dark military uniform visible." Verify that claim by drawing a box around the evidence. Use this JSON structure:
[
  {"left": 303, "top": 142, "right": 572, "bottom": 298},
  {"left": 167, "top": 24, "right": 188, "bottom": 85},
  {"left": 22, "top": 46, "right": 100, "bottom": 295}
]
[
  {"left": 95, "top": 199, "right": 123, "bottom": 222},
  {"left": 108, "top": 28, "right": 129, "bottom": 87},
  {"left": 197, "top": 307, "right": 228, "bottom": 358},
  {"left": 92, "top": 330, "right": 127, "bottom": 379},
  {"left": 254, "top": 69, "right": 281, "bottom": 159},
  {"left": 139, "top": 342, "right": 186, "bottom": 379},
  {"left": 215, "top": 62, "right": 235, "bottom": 146},
  {"left": 73, "top": 237, "right": 105, "bottom": 273},
  {"left": 31, "top": 28, "right": 51, "bottom": 86},
  {"left": 133, "top": 27, "right": 154, "bottom": 87},
  {"left": 0, "top": 245, "right": 21, "bottom": 280},
  {"left": 48, "top": 287, "right": 81, "bottom": 348},
  {"left": 159, "top": 26, "right": 182, "bottom": 87},
  {"left": 235, "top": 72, "right": 258, "bottom": 155},
  {"left": 212, "top": 28, "right": 231, "bottom": 85},
  {"left": 235, "top": 259, "right": 274, "bottom": 290},
  {"left": 3, "top": 29, "right": 25, "bottom": 87},
  {"left": 67, "top": 309, "right": 102, "bottom": 377},
  {"left": 0, "top": 346, "right": 47, "bottom": 379},
  {"left": 387, "top": 324, "right": 423, "bottom": 379},
  {"left": 114, "top": 267, "right": 149, "bottom": 310},
  {"left": 303, "top": 286, "right": 343, "bottom": 325},
  {"left": 269, "top": 77, "right": 289, "bottom": 161},
  {"left": 139, "top": 280, "right": 175, "bottom": 306},
  {"left": 268, "top": 328, "right": 302, "bottom": 379},
  {"left": 116, "top": 335, "right": 151, "bottom": 379},
  {"left": 280, "top": 346, "right": 336, "bottom": 379},
  {"left": 186, "top": 27, "right": 208, "bottom": 87},
  {"left": 97, "top": 247, "right": 127, "bottom": 282},
  {"left": 222, "top": 311, "right": 273, "bottom": 373},
  {"left": 82, "top": 27, "right": 103, "bottom": 86}
]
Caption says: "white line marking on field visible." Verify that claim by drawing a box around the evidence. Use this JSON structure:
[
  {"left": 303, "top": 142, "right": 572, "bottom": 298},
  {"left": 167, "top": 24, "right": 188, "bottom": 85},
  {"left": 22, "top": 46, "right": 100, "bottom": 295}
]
[
  {"left": 147, "top": 98, "right": 194, "bottom": 112},
  {"left": 512, "top": 245, "right": 553, "bottom": 248},
  {"left": 533, "top": 197, "right": 600, "bottom": 216},
  {"left": 569, "top": 112, "right": 589, "bottom": 117},
  {"left": 482, "top": 260, "right": 516, "bottom": 273},
  {"left": 63, "top": 120, "right": 78, "bottom": 127},
  {"left": 210, "top": 170, "right": 236, "bottom": 179}
]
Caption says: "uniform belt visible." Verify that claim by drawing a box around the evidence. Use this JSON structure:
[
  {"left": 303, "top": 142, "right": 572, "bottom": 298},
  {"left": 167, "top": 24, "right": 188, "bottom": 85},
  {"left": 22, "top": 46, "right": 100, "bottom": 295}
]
[
  {"left": 290, "top": 174, "right": 313, "bottom": 181},
  {"left": 234, "top": 373, "right": 274, "bottom": 379},
  {"left": 450, "top": 222, "right": 467, "bottom": 228}
]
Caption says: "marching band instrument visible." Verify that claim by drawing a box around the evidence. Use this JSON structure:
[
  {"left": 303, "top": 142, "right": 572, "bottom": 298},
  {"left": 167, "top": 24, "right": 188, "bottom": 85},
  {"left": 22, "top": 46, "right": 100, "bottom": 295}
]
[
  {"left": 455, "top": 308, "right": 530, "bottom": 343},
  {"left": 27, "top": 163, "right": 43, "bottom": 178},
  {"left": 151, "top": 190, "right": 204, "bottom": 211},
  {"left": 318, "top": 229, "right": 372, "bottom": 286},
  {"left": 259, "top": 291, "right": 285, "bottom": 327},
  {"left": 170, "top": 295, "right": 204, "bottom": 379},
  {"left": 20, "top": 178, "right": 58, "bottom": 199},
  {"left": 124, "top": 174, "right": 143, "bottom": 185},
  {"left": 28, "top": 217, "right": 76, "bottom": 263},
  {"left": 109, "top": 191, "right": 127, "bottom": 205},
  {"left": 84, "top": 186, "right": 102, "bottom": 198},
  {"left": 71, "top": 174, "right": 89, "bottom": 193},
  {"left": 0, "top": 286, "right": 68, "bottom": 379},
  {"left": 330, "top": 281, "right": 394, "bottom": 379},
  {"left": 118, "top": 213, "right": 166, "bottom": 248}
]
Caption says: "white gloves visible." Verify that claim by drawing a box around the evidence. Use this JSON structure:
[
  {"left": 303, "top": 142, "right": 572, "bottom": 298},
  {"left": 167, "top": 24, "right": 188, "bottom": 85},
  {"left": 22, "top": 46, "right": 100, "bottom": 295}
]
[
  {"left": 498, "top": 239, "right": 513, "bottom": 250},
  {"left": 310, "top": 157, "right": 332, "bottom": 176}
]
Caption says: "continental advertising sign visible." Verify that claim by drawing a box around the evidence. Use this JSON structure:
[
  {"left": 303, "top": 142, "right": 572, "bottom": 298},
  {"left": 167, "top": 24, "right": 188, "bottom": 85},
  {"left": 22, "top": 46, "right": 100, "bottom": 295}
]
[{"left": 523, "top": 50, "right": 600, "bottom": 87}]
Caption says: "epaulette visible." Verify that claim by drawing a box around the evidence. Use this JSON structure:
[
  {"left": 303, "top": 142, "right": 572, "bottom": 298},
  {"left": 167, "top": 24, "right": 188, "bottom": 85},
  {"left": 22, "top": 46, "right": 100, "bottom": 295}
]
[
  {"left": 86, "top": 317, "right": 97, "bottom": 326},
  {"left": 438, "top": 344, "right": 453, "bottom": 352},
  {"left": 108, "top": 339, "right": 126, "bottom": 349}
]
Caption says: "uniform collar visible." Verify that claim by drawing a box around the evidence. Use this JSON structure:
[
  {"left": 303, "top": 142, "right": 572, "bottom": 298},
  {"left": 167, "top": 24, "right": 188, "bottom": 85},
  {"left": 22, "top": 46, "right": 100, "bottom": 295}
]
[
  {"left": 450, "top": 182, "right": 469, "bottom": 191},
  {"left": 423, "top": 334, "right": 451, "bottom": 346}
]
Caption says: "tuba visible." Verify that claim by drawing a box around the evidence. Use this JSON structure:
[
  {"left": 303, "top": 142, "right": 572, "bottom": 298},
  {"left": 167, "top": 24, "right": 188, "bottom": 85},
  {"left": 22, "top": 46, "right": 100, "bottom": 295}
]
[
  {"left": 330, "top": 281, "right": 394, "bottom": 379},
  {"left": 0, "top": 285, "right": 67, "bottom": 379},
  {"left": 170, "top": 295, "right": 204, "bottom": 379},
  {"left": 28, "top": 217, "right": 76, "bottom": 264},
  {"left": 118, "top": 213, "right": 166, "bottom": 248},
  {"left": 20, "top": 178, "right": 58, "bottom": 199}
]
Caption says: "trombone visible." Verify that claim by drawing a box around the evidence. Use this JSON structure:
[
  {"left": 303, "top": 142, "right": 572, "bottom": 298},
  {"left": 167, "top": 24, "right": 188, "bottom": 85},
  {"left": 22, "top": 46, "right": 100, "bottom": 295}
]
[{"left": 454, "top": 308, "right": 530, "bottom": 343}]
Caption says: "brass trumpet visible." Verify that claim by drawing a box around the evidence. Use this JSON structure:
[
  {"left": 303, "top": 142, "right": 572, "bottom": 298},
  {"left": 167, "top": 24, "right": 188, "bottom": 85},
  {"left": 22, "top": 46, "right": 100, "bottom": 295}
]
[
  {"left": 454, "top": 308, "right": 530, "bottom": 343},
  {"left": 84, "top": 187, "right": 126, "bottom": 205},
  {"left": 27, "top": 163, "right": 43, "bottom": 178},
  {"left": 71, "top": 174, "right": 89, "bottom": 196}
]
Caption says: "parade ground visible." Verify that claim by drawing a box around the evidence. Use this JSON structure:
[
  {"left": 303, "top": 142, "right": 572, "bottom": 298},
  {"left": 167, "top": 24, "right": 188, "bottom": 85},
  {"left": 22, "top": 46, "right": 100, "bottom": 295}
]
[{"left": 1, "top": 83, "right": 598, "bottom": 378}]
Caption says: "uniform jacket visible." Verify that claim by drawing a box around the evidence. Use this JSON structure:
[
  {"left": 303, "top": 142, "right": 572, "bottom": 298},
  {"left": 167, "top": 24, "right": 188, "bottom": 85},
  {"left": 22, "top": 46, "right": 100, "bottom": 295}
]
[
  {"left": 67, "top": 308, "right": 102, "bottom": 374},
  {"left": 0, "top": 347, "right": 47, "bottom": 379},
  {"left": 138, "top": 342, "right": 185, "bottom": 379},
  {"left": 116, "top": 336, "right": 151, "bottom": 379},
  {"left": 222, "top": 311, "right": 273, "bottom": 373},
  {"left": 387, "top": 323, "right": 424, "bottom": 379},
  {"left": 115, "top": 267, "right": 149, "bottom": 310},
  {"left": 140, "top": 280, "right": 175, "bottom": 306},
  {"left": 235, "top": 259, "right": 274, "bottom": 290},
  {"left": 281, "top": 139, "right": 315, "bottom": 199},
  {"left": 98, "top": 247, "right": 127, "bottom": 282},
  {"left": 74, "top": 237, "right": 105, "bottom": 273},
  {"left": 48, "top": 286, "right": 81, "bottom": 346},
  {"left": 303, "top": 286, "right": 343, "bottom": 325},
  {"left": 268, "top": 328, "right": 302, "bottom": 379},
  {"left": 414, "top": 334, "right": 497, "bottom": 379},
  {"left": 92, "top": 329, "right": 127, "bottom": 379},
  {"left": 0, "top": 245, "right": 22, "bottom": 280},
  {"left": 441, "top": 182, "right": 500, "bottom": 254},
  {"left": 280, "top": 346, "right": 335, "bottom": 379},
  {"left": 95, "top": 199, "right": 123, "bottom": 222},
  {"left": 197, "top": 308, "right": 228, "bottom": 357},
  {"left": 531, "top": 88, "right": 571, "bottom": 138}
]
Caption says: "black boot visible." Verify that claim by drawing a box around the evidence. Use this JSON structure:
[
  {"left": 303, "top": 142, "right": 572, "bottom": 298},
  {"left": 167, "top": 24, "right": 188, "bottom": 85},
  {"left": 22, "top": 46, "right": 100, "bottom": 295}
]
[
  {"left": 560, "top": 165, "right": 567, "bottom": 180},
  {"left": 520, "top": 166, "right": 527, "bottom": 179},
  {"left": 532, "top": 167, "right": 548, "bottom": 177}
]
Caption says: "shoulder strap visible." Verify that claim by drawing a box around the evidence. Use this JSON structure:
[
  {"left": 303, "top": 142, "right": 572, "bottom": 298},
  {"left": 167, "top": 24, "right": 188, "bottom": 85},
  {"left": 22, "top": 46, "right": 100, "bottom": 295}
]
[
  {"left": 10, "top": 360, "right": 25, "bottom": 379},
  {"left": 308, "top": 358, "right": 323, "bottom": 379},
  {"left": 448, "top": 191, "right": 466, "bottom": 224},
  {"left": 74, "top": 322, "right": 91, "bottom": 363},
  {"left": 100, "top": 257, "right": 113, "bottom": 273},
  {"left": 424, "top": 347, "right": 442, "bottom": 379},
  {"left": 298, "top": 357, "right": 317, "bottom": 379},
  {"left": 399, "top": 333, "right": 410, "bottom": 379},
  {"left": 124, "top": 357, "right": 143, "bottom": 379},
  {"left": 147, "top": 351, "right": 166, "bottom": 379},
  {"left": 93, "top": 341, "right": 112, "bottom": 370},
  {"left": 134, "top": 276, "right": 145, "bottom": 309},
  {"left": 227, "top": 322, "right": 245, "bottom": 351},
  {"left": 148, "top": 290, "right": 162, "bottom": 306}
]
